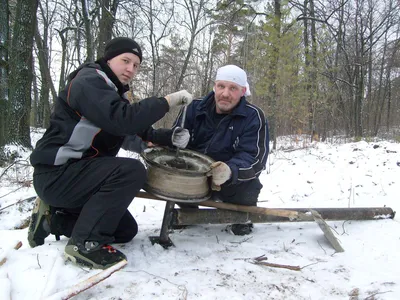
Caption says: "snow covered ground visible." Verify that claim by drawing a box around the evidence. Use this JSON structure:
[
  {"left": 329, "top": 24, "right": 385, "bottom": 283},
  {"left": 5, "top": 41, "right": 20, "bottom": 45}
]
[{"left": 0, "top": 131, "right": 399, "bottom": 300}]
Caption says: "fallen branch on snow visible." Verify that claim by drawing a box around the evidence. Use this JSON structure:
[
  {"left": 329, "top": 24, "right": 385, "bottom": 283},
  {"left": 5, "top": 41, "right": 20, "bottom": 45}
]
[
  {"left": 243, "top": 254, "right": 319, "bottom": 272},
  {"left": 254, "top": 261, "right": 301, "bottom": 271},
  {"left": 44, "top": 259, "right": 127, "bottom": 300},
  {"left": 0, "top": 196, "right": 36, "bottom": 211}
]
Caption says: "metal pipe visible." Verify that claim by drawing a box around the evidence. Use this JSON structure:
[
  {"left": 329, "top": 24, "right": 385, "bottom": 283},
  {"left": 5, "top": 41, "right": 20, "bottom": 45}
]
[{"left": 175, "top": 105, "right": 187, "bottom": 158}]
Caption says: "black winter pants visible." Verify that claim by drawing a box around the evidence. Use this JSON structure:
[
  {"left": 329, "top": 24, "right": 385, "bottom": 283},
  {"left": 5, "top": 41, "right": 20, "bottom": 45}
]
[
  {"left": 215, "top": 178, "right": 263, "bottom": 206},
  {"left": 33, "top": 157, "right": 146, "bottom": 245}
]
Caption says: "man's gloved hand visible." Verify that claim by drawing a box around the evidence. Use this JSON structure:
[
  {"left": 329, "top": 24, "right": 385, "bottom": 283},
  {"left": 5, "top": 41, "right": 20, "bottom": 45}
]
[
  {"left": 171, "top": 127, "right": 190, "bottom": 149},
  {"left": 165, "top": 90, "right": 193, "bottom": 108},
  {"left": 207, "top": 161, "right": 232, "bottom": 190}
]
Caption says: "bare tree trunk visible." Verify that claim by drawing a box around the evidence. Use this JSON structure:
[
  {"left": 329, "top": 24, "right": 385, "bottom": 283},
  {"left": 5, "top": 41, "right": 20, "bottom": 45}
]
[
  {"left": 385, "top": 76, "right": 391, "bottom": 132},
  {"left": 57, "top": 28, "right": 69, "bottom": 92},
  {"left": 8, "top": 0, "right": 38, "bottom": 147},
  {"left": 309, "top": 0, "right": 317, "bottom": 137},
  {"left": 366, "top": 1, "right": 373, "bottom": 135},
  {"left": 201, "top": 28, "right": 213, "bottom": 95},
  {"left": 31, "top": 60, "right": 39, "bottom": 127},
  {"left": 97, "top": 0, "right": 119, "bottom": 56},
  {"left": 0, "top": 0, "right": 9, "bottom": 149},
  {"left": 269, "top": 0, "right": 282, "bottom": 150},
  {"left": 81, "top": 0, "right": 94, "bottom": 62},
  {"left": 373, "top": 26, "right": 389, "bottom": 136},
  {"left": 354, "top": 0, "right": 364, "bottom": 138},
  {"left": 303, "top": 0, "right": 311, "bottom": 133},
  {"left": 35, "top": 27, "right": 55, "bottom": 128},
  {"left": 138, "top": 0, "right": 174, "bottom": 96},
  {"left": 175, "top": 0, "right": 210, "bottom": 90}
]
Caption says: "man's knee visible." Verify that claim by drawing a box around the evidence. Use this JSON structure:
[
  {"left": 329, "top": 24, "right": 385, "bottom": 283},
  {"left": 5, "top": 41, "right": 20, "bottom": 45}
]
[
  {"left": 120, "top": 158, "right": 146, "bottom": 176},
  {"left": 218, "top": 179, "right": 263, "bottom": 206},
  {"left": 117, "top": 158, "right": 147, "bottom": 185}
]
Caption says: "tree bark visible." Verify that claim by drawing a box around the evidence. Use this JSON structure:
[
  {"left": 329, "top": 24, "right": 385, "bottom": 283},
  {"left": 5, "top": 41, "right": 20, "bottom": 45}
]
[
  {"left": 97, "top": 0, "right": 119, "bottom": 57},
  {"left": 35, "top": 27, "right": 56, "bottom": 127},
  {"left": 81, "top": 0, "right": 94, "bottom": 62},
  {"left": 0, "top": 0, "right": 9, "bottom": 149},
  {"left": 8, "top": 0, "right": 38, "bottom": 147}
]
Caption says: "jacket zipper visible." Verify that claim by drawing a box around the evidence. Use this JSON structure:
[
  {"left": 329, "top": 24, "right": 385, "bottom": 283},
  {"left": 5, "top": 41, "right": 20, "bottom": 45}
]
[{"left": 205, "top": 115, "right": 229, "bottom": 154}]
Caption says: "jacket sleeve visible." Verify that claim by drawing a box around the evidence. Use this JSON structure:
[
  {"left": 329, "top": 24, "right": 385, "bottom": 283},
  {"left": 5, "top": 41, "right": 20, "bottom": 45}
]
[
  {"left": 226, "top": 108, "right": 269, "bottom": 184},
  {"left": 121, "top": 135, "right": 147, "bottom": 153},
  {"left": 138, "top": 127, "right": 174, "bottom": 147},
  {"left": 67, "top": 69, "right": 170, "bottom": 136}
]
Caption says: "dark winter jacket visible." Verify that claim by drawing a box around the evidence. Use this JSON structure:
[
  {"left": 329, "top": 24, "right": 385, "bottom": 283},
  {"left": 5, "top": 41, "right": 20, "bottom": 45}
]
[
  {"left": 30, "top": 58, "right": 172, "bottom": 167},
  {"left": 173, "top": 92, "right": 269, "bottom": 185}
]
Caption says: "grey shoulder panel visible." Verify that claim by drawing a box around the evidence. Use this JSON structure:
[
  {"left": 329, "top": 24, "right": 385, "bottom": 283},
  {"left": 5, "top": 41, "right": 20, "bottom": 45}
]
[{"left": 54, "top": 118, "right": 101, "bottom": 165}]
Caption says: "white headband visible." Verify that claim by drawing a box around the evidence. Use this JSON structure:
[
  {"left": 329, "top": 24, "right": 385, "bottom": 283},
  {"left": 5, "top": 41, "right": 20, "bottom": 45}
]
[{"left": 215, "top": 65, "right": 251, "bottom": 96}]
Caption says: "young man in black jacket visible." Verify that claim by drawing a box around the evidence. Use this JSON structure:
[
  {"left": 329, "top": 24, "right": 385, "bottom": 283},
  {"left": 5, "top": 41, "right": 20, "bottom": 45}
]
[{"left": 28, "top": 37, "right": 192, "bottom": 269}]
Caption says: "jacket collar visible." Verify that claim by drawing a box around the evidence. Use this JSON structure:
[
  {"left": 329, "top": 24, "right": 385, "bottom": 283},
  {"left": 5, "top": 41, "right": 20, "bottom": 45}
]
[
  {"left": 197, "top": 91, "right": 248, "bottom": 117},
  {"left": 96, "top": 58, "right": 130, "bottom": 96}
]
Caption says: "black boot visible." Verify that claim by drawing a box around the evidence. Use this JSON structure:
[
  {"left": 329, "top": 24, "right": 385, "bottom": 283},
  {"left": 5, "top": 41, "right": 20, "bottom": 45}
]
[
  {"left": 226, "top": 223, "right": 254, "bottom": 236},
  {"left": 27, "top": 198, "right": 52, "bottom": 247}
]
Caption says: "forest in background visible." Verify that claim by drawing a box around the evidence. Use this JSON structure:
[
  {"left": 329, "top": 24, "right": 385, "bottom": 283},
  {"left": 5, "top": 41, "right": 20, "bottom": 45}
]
[{"left": 0, "top": 0, "right": 399, "bottom": 163}]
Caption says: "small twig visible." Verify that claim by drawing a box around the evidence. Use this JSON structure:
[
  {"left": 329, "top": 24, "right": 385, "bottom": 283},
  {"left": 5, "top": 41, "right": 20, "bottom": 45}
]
[
  {"left": 0, "top": 159, "right": 31, "bottom": 180},
  {"left": 364, "top": 290, "right": 393, "bottom": 299},
  {"left": 123, "top": 268, "right": 188, "bottom": 299},
  {"left": 317, "top": 240, "right": 327, "bottom": 254},
  {"left": 327, "top": 224, "right": 341, "bottom": 236},
  {"left": 0, "top": 241, "right": 22, "bottom": 266},
  {"left": 36, "top": 254, "right": 42, "bottom": 269},
  {"left": 215, "top": 235, "right": 219, "bottom": 244},
  {"left": 250, "top": 254, "right": 319, "bottom": 272},
  {"left": 230, "top": 236, "right": 253, "bottom": 244},
  {"left": 341, "top": 220, "right": 350, "bottom": 235},
  {"left": 0, "top": 196, "right": 36, "bottom": 211},
  {"left": 253, "top": 254, "right": 268, "bottom": 262},
  {"left": 0, "top": 186, "right": 33, "bottom": 200},
  {"left": 0, "top": 160, "right": 19, "bottom": 180},
  {"left": 300, "top": 262, "right": 319, "bottom": 269},
  {"left": 234, "top": 254, "right": 267, "bottom": 262}
]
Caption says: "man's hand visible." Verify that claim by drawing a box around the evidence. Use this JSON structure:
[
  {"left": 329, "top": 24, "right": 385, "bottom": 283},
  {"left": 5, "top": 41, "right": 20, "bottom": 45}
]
[
  {"left": 171, "top": 127, "right": 190, "bottom": 149},
  {"left": 207, "top": 161, "right": 232, "bottom": 190},
  {"left": 165, "top": 90, "right": 193, "bottom": 108}
]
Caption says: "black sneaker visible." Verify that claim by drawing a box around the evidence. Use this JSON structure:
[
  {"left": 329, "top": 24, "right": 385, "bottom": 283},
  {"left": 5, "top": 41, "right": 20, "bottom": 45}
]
[
  {"left": 27, "top": 197, "right": 52, "bottom": 247},
  {"left": 65, "top": 238, "right": 127, "bottom": 269},
  {"left": 226, "top": 223, "right": 254, "bottom": 236}
]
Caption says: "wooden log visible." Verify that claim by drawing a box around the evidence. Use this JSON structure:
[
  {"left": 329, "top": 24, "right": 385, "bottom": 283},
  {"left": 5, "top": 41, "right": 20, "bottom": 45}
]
[
  {"left": 137, "top": 191, "right": 306, "bottom": 220},
  {"left": 171, "top": 207, "right": 395, "bottom": 225},
  {"left": 199, "top": 200, "right": 306, "bottom": 220},
  {"left": 138, "top": 191, "right": 395, "bottom": 222},
  {"left": 44, "top": 260, "right": 127, "bottom": 300}
]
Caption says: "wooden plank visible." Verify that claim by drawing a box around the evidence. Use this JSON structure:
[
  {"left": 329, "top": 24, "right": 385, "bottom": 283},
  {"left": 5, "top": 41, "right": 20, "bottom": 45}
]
[
  {"left": 171, "top": 207, "right": 395, "bottom": 225},
  {"left": 137, "top": 191, "right": 307, "bottom": 221},
  {"left": 311, "top": 209, "right": 345, "bottom": 252}
]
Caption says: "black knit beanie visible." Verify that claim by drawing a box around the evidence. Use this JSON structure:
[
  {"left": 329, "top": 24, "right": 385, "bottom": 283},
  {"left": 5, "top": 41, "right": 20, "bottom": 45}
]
[{"left": 103, "top": 37, "right": 143, "bottom": 63}]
